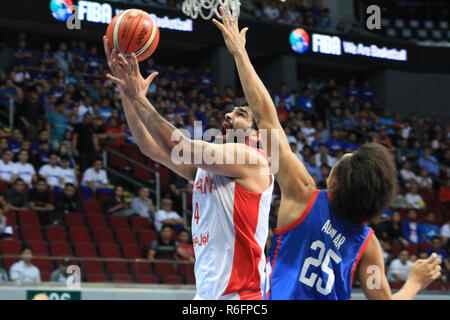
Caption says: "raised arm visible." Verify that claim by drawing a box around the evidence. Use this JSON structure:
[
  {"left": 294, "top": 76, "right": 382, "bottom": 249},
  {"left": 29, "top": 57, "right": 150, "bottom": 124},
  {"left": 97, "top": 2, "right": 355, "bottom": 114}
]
[
  {"left": 104, "top": 38, "right": 268, "bottom": 189},
  {"left": 212, "top": 8, "right": 315, "bottom": 202},
  {"left": 103, "top": 36, "right": 196, "bottom": 181}
]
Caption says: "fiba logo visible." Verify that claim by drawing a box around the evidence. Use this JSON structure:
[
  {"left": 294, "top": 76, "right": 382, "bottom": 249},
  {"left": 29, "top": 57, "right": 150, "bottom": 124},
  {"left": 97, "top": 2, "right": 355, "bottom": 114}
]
[
  {"left": 50, "top": 0, "right": 74, "bottom": 21},
  {"left": 289, "top": 28, "right": 310, "bottom": 54},
  {"left": 50, "top": 0, "right": 81, "bottom": 30}
]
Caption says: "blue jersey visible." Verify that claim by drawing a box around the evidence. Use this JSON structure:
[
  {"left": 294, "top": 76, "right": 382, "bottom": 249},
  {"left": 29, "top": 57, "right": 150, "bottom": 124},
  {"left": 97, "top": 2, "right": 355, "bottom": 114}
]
[{"left": 265, "top": 190, "right": 373, "bottom": 300}]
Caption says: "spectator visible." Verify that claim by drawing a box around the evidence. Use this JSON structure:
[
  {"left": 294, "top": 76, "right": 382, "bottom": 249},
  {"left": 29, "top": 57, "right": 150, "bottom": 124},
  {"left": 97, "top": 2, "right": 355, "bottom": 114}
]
[
  {"left": 147, "top": 224, "right": 185, "bottom": 261},
  {"left": 416, "top": 167, "right": 433, "bottom": 190},
  {"left": 14, "top": 150, "right": 36, "bottom": 187},
  {"left": 0, "top": 78, "right": 22, "bottom": 109},
  {"left": 9, "top": 247, "right": 41, "bottom": 284},
  {"left": 175, "top": 229, "right": 195, "bottom": 263},
  {"left": 73, "top": 113, "right": 100, "bottom": 173},
  {"left": 39, "top": 152, "right": 64, "bottom": 190},
  {"left": 419, "top": 147, "right": 440, "bottom": 176},
  {"left": 3, "top": 178, "right": 28, "bottom": 212},
  {"left": 296, "top": 87, "right": 315, "bottom": 113},
  {"left": 0, "top": 209, "right": 13, "bottom": 238},
  {"left": 387, "top": 250, "right": 412, "bottom": 282},
  {"left": 359, "top": 80, "right": 374, "bottom": 102},
  {"left": 426, "top": 236, "right": 450, "bottom": 286},
  {"left": 263, "top": 1, "right": 280, "bottom": 21},
  {"left": 46, "top": 99, "right": 68, "bottom": 149},
  {"left": 55, "top": 183, "right": 81, "bottom": 214},
  {"left": 325, "top": 129, "right": 343, "bottom": 154},
  {"left": 50, "top": 258, "right": 72, "bottom": 283},
  {"left": 384, "top": 211, "right": 409, "bottom": 248},
  {"left": 420, "top": 212, "right": 441, "bottom": 245},
  {"left": 80, "top": 158, "right": 109, "bottom": 196},
  {"left": 154, "top": 198, "right": 184, "bottom": 232},
  {"left": 399, "top": 161, "right": 417, "bottom": 188},
  {"left": 402, "top": 209, "right": 422, "bottom": 244},
  {"left": 103, "top": 185, "right": 135, "bottom": 217},
  {"left": 343, "top": 132, "right": 359, "bottom": 152},
  {"left": 131, "top": 187, "right": 155, "bottom": 220},
  {"left": 0, "top": 266, "right": 8, "bottom": 282},
  {"left": 0, "top": 150, "right": 18, "bottom": 184},
  {"left": 18, "top": 90, "right": 44, "bottom": 141},
  {"left": 59, "top": 156, "right": 77, "bottom": 187},
  {"left": 28, "top": 178, "right": 57, "bottom": 226},
  {"left": 405, "top": 184, "right": 426, "bottom": 209},
  {"left": 440, "top": 218, "right": 450, "bottom": 246},
  {"left": 40, "top": 42, "right": 56, "bottom": 70},
  {"left": 13, "top": 39, "right": 32, "bottom": 66},
  {"left": 274, "top": 83, "right": 295, "bottom": 111},
  {"left": 317, "top": 8, "right": 331, "bottom": 29},
  {"left": 104, "top": 117, "right": 126, "bottom": 146},
  {"left": 314, "top": 144, "right": 334, "bottom": 167}
]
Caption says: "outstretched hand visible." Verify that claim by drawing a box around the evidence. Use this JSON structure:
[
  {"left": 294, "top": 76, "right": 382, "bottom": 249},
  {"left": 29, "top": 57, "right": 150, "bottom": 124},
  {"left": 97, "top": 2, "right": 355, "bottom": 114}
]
[
  {"left": 409, "top": 252, "right": 442, "bottom": 290},
  {"left": 103, "top": 35, "right": 158, "bottom": 99},
  {"left": 212, "top": 6, "right": 248, "bottom": 56}
]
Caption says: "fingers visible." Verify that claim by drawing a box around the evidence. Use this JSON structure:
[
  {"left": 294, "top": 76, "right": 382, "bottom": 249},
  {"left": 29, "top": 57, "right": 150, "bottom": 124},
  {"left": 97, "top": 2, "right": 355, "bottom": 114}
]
[
  {"left": 118, "top": 53, "right": 130, "bottom": 69},
  {"left": 212, "top": 18, "right": 225, "bottom": 32},
  {"left": 240, "top": 27, "right": 249, "bottom": 39},
  {"left": 106, "top": 73, "right": 124, "bottom": 87},
  {"left": 131, "top": 53, "right": 139, "bottom": 75},
  {"left": 426, "top": 252, "right": 437, "bottom": 263},
  {"left": 103, "top": 36, "right": 111, "bottom": 58},
  {"left": 145, "top": 71, "right": 159, "bottom": 86},
  {"left": 219, "top": 6, "right": 229, "bottom": 26}
]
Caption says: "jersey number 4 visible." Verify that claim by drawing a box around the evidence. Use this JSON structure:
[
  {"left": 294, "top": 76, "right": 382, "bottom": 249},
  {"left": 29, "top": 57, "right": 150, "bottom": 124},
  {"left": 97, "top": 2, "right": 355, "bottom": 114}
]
[
  {"left": 299, "top": 240, "right": 342, "bottom": 295},
  {"left": 194, "top": 202, "right": 199, "bottom": 224}
]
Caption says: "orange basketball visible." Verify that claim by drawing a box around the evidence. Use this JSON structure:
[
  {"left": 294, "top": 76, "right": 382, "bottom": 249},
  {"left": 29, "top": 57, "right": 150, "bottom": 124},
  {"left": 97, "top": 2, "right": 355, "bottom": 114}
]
[{"left": 106, "top": 9, "right": 160, "bottom": 62}]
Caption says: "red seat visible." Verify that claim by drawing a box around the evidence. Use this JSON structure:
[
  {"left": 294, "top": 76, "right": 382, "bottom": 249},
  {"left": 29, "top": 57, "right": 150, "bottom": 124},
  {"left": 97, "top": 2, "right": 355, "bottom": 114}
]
[
  {"left": 41, "top": 271, "right": 51, "bottom": 282},
  {"left": 21, "top": 226, "right": 43, "bottom": 241},
  {"left": 132, "top": 163, "right": 152, "bottom": 182},
  {"left": 92, "top": 228, "right": 115, "bottom": 243},
  {"left": 87, "top": 215, "right": 108, "bottom": 229},
  {"left": 137, "top": 275, "right": 159, "bottom": 284},
  {"left": 131, "top": 216, "right": 151, "bottom": 230},
  {"left": 122, "top": 244, "right": 143, "bottom": 259},
  {"left": 18, "top": 211, "right": 40, "bottom": 226},
  {"left": 162, "top": 275, "right": 183, "bottom": 284},
  {"left": 155, "top": 167, "right": 170, "bottom": 194},
  {"left": 65, "top": 213, "right": 86, "bottom": 228},
  {"left": 178, "top": 263, "right": 195, "bottom": 277},
  {"left": 98, "top": 191, "right": 113, "bottom": 202},
  {"left": 82, "top": 260, "right": 105, "bottom": 274},
  {"left": 137, "top": 230, "right": 157, "bottom": 246},
  {"left": 0, "top": 181, "right": 8, "bottom": 194},
  {"left": 33, "top": 258, "right": 54, "bottom": 272},
  {"left": 110, "top": 216, "right": 129, "bottom": 229},
  {"left": 26, "top": 240, "right": 49, "bottom": 256},
  {"left": 131, "top": 262, "right": 153, "bottom": 275},
  {"left": 427, "top": 282, "right": 444, "bottom": 290},
  {"left": 4, "top": 211, "right": 17, "bottom": 226},
  {"left": 122, "top": 144, "right": 140, "bottom": 156},
  {"left": 99, "top": 243, "right": 121, "bottom": 258},
  {"left": 87, "top": 273, "right": 109, "bottom": 283},
  {"left": 116, "top": 229, "right": 137, "bottom": 244},
  {"left": 107, "top": 261, "right": 129, "bottom": 275},
  {"left": 390, "top": 243, "right": 400, "bottom": 256},
  {"left": 50, "top": 242, "right": 73, "bottom": 256},
  {"left": 186, "top": 276, "right": 196, "bottom": 284},
  {"left": 0, "top": 239, "right": 21, "bottom": 254},
  {"left": 407, "top": 243, "right": 418, "bottom": 255},
  {"left": 69, "top": 227, "right": 92, "bottom": 243},
  {"left": 45, "top": 226, "right": 67, "bottom": 242},
  {"left": 74, "top": 243, "right": 97, "bottom": 257},
  {"left": 154, "top": 262, "right": 177, "bottom": 276},
  {"left": 3, "top": 258, "right": 20, "bottom": 270},
  {"left": 109, "top": 153, "right": 127, "bottom": 169},
  {"left": 112, "top": 274, "right": 133, "bottom": 283},
  {"left": 389, "top": 282, "right": 403, "bottom": 290},
  {"left": 82, "top": 200, "right": 102, "bottom": 215}
]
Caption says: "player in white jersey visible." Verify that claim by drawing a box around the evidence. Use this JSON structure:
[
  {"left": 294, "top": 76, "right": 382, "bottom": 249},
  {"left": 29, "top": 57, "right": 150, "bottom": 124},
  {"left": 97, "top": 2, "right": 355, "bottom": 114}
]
[{"left": 103, "top": 37, "right": 273, "bottom": 300}]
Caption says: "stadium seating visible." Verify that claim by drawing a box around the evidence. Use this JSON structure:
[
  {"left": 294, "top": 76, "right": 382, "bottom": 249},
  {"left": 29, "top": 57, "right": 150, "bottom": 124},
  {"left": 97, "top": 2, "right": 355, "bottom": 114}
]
[
  {"left": 92, "top": 228, "right": 115, "bottom": 244},
  {"left": 87, "top": 215, "right": 108, "bottom": 229},
  {"left": 137, "top": 230, "right": 157, "bottom": 247},
  {"left": 115, "top": 229, "right": 137, "bottom": 245},
  {"left": 65, "top": 213, "right": 86, "bottom": 228},
  {"left": 153, "top": 262, "right": 177, "bottom": 276},
  {"left": 112, "top": 274, "right": 133, "bottom": 283},
  {"left": 136, "top": 275, "right": 159, "bottom": 284},
  {"left": 26, "top": 240, "right": 49, "bottom": 256},
  {"left": 50, "top": 242, "right": 73, "bottom": 256},
  {"left": 82, "top": 260, "right": 105, "bottom": 274},
  {"left": 74, "top": 243, "right": 97, "bottom": 257},
  {"left": 161, "top": 275, "right": 183, "bottom": 284},
  {"left": 20, "top": 226, "right": 43, "bottom": 241},
  {"left": 86, "top": 273, "right": 109, "bottom": 283},
  {"left": 99, "top": 243, "right": 121, "bottom": 258},
  {"left": 0, "top": 239, "right": 21, "bottom": 254},
  {"left": 82, "top": 200, "right": 102, "bottom": 215},
  {"left": 131, "top": 216, "right": 152, "bottom": 231},
  {"left": 45, "top": 226, "right": 67, "bottom": 242},
  {"left": 110, "top": 216, "right": 129, "bottom": 230},
  {"left": 122, "top": 244, "right": 143, "bottom": 259},
  {"left": 69, "top": 227, "right": 92, "bottom": 243},
  {"left": 18, "top": 211, "right": 40, "bottom": 226}
]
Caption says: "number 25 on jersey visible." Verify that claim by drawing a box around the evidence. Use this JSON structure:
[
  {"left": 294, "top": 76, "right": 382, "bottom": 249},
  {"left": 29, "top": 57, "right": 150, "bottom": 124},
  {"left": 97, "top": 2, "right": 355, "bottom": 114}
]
[{"left": 299, "top": 240, "right": 342, "bottom": 295}]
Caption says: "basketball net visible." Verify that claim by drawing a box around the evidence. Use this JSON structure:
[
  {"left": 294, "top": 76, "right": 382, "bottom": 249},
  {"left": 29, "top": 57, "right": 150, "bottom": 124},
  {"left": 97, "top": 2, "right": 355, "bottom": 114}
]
[{"left": 182, "top": 0, "right": 241, "bottom": 20}]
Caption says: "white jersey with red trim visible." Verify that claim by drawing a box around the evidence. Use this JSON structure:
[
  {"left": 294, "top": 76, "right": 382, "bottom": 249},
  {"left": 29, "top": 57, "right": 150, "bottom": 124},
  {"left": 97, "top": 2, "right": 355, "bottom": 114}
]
[{"left": 192, "top": 167, "right": 274, "bottom": 300}]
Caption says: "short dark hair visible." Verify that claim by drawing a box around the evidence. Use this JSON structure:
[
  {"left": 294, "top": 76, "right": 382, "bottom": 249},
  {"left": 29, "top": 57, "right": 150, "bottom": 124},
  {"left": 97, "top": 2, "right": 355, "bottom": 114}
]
[
  {"left": 21, "top": 246, "right": 33, "bottom": 254},
  {"left": 329, "top": 143, "right": 397, "bottom": 225},
  {"left": 64, "top": 183, "right": 75, "bottom": 189},
  {"left": 235, "top": 97, "right": 258, "bottom": 130},
  {"left": 177, "top": 228, "right": 189, "bottom": 235}
]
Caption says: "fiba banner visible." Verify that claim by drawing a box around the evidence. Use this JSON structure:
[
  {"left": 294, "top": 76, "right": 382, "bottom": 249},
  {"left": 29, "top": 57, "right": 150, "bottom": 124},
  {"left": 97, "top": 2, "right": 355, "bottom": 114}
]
[{"left": 290, "top": 28, "right": 408, "bottom": 62}]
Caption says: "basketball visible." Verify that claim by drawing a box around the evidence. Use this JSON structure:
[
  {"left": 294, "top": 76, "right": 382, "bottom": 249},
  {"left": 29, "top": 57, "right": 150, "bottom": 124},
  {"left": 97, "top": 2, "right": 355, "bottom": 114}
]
[{"left": 106, "top": 9, "right": 160, "bottom": 62}]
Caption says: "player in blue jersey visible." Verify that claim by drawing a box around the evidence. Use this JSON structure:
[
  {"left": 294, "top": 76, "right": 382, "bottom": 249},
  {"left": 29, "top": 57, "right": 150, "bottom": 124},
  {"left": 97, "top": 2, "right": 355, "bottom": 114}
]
[{"left": 213, "top": 7, "right": 442, "bottom": 300}]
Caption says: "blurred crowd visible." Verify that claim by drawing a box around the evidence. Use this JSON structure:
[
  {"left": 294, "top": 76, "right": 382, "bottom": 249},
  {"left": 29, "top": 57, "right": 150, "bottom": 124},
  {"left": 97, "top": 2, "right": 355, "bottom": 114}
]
[{"left": 0, "top": 32, "right": 449, "bottom": 286}]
